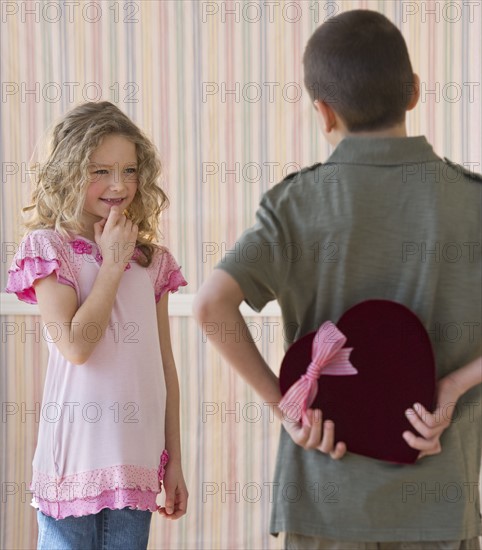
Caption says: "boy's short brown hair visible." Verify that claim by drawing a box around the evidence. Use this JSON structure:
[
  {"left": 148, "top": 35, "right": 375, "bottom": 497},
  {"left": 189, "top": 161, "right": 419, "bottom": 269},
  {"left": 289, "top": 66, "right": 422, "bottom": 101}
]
[{"left": 303, "top": 10, "right": 416, "bottom": 132}]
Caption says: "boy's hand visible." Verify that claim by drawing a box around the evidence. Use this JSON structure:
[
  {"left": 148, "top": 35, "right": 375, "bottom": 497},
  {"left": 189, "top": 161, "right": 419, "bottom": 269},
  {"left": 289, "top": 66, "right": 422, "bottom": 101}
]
[
  {"left": 282, "top": 408, "right": 347, "bottom": 459},
  {"left": 158, "top": 461, "right": 188, "bottom": 520},
  {"left": 402, "top": 375, "right": 462, "bottom": 459}
]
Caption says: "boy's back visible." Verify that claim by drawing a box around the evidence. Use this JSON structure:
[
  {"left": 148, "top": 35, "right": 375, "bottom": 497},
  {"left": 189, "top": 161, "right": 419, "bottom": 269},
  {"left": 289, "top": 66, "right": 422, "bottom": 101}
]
[
  {"left": 216, "top": 134, "right": 481, "bottom": 540},
  {"left": 196, "top": 9, "right": 481, "bottom": 546}
]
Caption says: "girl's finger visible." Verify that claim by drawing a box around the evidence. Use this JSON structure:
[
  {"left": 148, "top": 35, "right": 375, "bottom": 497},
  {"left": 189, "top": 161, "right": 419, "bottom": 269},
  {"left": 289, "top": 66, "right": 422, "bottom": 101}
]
[
  {"left": 172, "top": 491, "right": 188, "bottom": 518},
  {"left": 93, "top": 218, "right": 107, "bottom": 241},
  {"left": 105, "top": 206, "right": 121, "bottom": 229},
  {"left": 164, "top": 493, "right": 175, "bottom": 516},
  {"left": 158, "top": 489, "right": 188, "bottom": 520}
]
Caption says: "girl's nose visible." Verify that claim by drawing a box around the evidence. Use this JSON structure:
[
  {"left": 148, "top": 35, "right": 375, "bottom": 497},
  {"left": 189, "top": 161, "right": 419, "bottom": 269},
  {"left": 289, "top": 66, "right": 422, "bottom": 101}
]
[{"left": 109, "top": 170, "right": 127, "bottom": 190}]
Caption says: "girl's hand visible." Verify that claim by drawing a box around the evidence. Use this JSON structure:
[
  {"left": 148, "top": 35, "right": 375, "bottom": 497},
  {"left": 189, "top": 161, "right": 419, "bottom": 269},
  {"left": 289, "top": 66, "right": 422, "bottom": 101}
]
[
  {"left": 402, "top": 374, "right": 462, "bottom": 458},
  {"left": 158, "top": 461, "right": 188, "bottom": 520},
  {"left": 93, "top": 206, "right": 138, "bottom": 268},
  {"left": 282, "top": 408, "right": 347, "bottom": 459}
]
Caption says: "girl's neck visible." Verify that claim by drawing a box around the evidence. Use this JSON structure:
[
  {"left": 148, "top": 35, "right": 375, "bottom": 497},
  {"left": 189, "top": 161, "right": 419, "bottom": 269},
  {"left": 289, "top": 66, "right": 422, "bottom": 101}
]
[
  {"left": 78, "top": 212, "right": 103, "bottom": 243},
  {"left": 77, "top": 233, "right": 95, "bottom": 243}
]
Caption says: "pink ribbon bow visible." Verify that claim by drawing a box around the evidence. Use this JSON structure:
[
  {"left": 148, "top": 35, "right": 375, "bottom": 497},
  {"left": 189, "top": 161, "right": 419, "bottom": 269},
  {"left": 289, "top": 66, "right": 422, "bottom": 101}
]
[{"left": 279, "top": 321, "right": 357, "bottom": 426}]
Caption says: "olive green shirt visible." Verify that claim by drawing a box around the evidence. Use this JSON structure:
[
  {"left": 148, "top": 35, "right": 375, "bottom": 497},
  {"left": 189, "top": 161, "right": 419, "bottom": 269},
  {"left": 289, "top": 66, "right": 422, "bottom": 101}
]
[{"left": 217, "top": 136, "right": 481, "bottom": 541}]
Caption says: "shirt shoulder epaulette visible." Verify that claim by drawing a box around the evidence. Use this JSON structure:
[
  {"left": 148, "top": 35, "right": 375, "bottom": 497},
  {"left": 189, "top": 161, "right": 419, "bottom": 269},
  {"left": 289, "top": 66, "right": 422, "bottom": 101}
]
[
  {"left": 265, "top": 163, "right": 323, "bottom": 203},
  {"left": 443, "top": 157, "right": 482, "bottom": 183},
  {"left": 279, "top": 162, "right": 323, "bottom": 183}
]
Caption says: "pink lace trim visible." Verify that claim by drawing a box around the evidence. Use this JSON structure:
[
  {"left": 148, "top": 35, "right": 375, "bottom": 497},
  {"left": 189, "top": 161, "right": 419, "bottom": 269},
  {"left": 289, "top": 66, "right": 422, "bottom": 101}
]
[
  {"left": 158, "top": 449, "right": 169, "bottom": 482},
  {"left": 155, "top": 268, "right": 188, "bottom": 302},
  {"left": 31, "top": 451, "right": 169, "bottom": 503},
  {"left": 30, "top": 451, "right": 169, "bottom": 519},
  {"left": 32, "top": 488, "right": 159, "bottom": 520}
]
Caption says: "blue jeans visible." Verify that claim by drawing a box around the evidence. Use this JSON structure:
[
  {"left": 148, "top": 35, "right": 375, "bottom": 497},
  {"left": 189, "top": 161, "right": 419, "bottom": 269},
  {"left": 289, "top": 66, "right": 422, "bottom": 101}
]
[{"left": 37, "top": 508, "right": 152, "bottom": 550}]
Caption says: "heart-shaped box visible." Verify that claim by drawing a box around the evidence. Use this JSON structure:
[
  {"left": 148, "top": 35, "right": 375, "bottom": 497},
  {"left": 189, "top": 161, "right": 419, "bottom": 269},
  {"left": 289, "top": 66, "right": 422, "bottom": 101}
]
[{"left": 279, "top": 300, "right": 437, "bottom": 464}]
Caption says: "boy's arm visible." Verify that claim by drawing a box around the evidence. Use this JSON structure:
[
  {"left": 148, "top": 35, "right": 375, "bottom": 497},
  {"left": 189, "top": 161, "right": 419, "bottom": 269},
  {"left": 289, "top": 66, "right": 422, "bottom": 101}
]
[
  {"left": 403, "top": 355, "right": 482, "bottom": 458},
  {"left": 194, "top": 269, "right": 346, "bottom": 459}
]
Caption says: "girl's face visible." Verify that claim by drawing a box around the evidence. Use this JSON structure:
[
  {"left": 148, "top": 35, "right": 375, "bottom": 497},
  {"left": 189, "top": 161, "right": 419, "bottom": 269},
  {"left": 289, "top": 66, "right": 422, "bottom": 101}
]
[{"left": 82, "top": 134, "right": 138, "bottom": 223}]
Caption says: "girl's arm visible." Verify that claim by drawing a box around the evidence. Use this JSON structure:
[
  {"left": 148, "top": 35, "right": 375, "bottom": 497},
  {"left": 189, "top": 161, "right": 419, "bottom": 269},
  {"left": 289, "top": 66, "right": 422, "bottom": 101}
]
[
  {"left": 403, "top": 355, "right": 482, "bottom": 458},
  {"left": 156, "top": 291, "right": 188, "bottom": 519},
  {"left": 33, "top": 207, "right": 137, "bottom": 365}
]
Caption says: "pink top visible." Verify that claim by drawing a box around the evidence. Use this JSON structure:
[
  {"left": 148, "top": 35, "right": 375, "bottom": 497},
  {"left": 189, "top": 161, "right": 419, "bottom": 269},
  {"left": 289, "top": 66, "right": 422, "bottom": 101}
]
[{"left": 5, "top": 229, "right": 187, "bottom": 519}]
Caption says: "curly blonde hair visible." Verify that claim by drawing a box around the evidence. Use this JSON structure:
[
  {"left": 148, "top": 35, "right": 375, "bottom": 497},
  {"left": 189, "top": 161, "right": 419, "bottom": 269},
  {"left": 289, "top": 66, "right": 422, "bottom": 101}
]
[{"left": 23, "top": 101, "right": 169, "bottom": 267}]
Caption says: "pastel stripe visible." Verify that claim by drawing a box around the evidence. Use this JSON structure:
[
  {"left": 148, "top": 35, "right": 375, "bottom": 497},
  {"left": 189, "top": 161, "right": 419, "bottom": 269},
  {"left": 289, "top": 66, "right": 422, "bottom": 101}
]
[{"left": 1, "top": 1, "right": 480, "bottom": 549}]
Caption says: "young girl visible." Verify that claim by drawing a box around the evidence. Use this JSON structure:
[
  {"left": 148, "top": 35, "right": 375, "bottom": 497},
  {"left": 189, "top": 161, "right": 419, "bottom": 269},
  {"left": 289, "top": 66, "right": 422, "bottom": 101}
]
[{"left": 5, "top": 101, "right": 188, "bottom": 549}]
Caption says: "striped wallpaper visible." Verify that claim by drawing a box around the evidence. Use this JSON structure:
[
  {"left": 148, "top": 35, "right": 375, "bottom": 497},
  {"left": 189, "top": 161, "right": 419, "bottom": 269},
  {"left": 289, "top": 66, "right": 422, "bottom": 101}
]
[{"left": 1, "top": 1, "right": 481, "bottom": 548}]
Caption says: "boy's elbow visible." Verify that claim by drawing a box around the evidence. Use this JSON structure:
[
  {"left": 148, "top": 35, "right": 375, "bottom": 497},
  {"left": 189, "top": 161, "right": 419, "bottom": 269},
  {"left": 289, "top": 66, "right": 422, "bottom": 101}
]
[
  {"left": 192, "top": 290, "right": 214, "bottom": 326},
  {"left": 193, "top": 282, "right": 232, "bottom": 326},
  {"left": 193, "top": 270, "right": 245, "bottom": 326}
]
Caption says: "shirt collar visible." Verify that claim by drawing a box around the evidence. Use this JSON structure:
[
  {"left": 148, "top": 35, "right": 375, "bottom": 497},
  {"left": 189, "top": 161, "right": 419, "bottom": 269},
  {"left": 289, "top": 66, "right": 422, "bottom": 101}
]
[{"left": 325, "top": 136, "right": 440, "bottom": 166}]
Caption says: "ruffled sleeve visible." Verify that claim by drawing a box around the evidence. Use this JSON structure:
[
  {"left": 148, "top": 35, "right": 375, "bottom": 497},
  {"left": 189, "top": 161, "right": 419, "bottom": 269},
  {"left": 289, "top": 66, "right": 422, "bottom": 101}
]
[
  {"left": 4, "top": 230, "right": 79, "bottom": 304},
  {"left": 152, "top": 246, "right": 187, "bottom": 302}
]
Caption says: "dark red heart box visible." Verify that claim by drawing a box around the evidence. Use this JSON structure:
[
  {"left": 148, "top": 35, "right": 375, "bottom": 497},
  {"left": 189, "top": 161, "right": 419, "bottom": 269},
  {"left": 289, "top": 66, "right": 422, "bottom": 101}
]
[{"left": 279, "top": 300, "right": 437, "bottom": 464}]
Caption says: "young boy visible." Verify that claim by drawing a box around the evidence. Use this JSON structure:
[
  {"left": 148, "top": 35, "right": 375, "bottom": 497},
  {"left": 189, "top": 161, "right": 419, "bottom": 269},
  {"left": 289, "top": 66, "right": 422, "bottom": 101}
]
[{"left": 194, "top": 10, "right": 481, "bottom": 549}]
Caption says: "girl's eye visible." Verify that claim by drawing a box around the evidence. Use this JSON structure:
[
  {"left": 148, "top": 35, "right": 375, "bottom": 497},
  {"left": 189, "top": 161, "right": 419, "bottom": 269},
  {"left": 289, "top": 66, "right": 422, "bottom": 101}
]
[
  {"left": 125, "top": 168, "right": 137, "bottom": 174},
  {"left": 93, "top": 169, "right": 109, "bottom": 175}
]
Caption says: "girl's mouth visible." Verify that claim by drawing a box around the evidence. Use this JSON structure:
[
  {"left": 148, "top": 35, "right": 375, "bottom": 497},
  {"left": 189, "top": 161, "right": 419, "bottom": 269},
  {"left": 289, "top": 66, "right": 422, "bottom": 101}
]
[{"left": 100, "top": 198, "right": 125, "bottom": 205}]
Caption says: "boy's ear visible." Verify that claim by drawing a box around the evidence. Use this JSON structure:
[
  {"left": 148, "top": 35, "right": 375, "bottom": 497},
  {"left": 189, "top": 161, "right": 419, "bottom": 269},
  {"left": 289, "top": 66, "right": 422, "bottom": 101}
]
[
  {"left": 313, "top": 100, "right": 338, "bottom": 134},
  {"left": 406, "top": 73, "right": 420, "bottom": 111}
]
